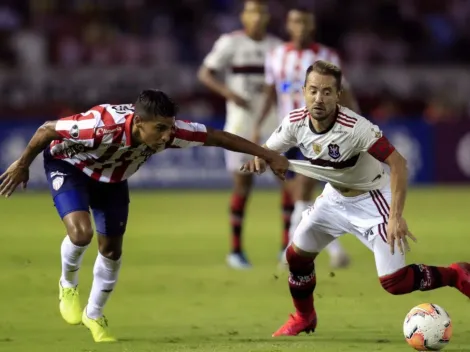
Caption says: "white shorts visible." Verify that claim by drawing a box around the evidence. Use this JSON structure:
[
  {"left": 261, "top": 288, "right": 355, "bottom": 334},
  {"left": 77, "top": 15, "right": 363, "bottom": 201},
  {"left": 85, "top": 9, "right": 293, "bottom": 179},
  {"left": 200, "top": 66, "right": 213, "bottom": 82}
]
[{"left": 292, "top": 183, "right": 405, "bottom": 277}]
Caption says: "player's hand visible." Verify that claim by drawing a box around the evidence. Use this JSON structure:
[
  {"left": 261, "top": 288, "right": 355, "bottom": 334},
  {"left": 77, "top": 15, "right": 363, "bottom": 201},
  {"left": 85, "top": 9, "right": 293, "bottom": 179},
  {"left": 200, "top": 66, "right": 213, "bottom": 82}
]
[
  {"left": 228, "top": 92, "right": 249, "bottom": 109},
  {"left": 240, "top": 156, "right": 267, "bottom": 175},
  {"left": 265, "top": 153, "right": 288, "bottom": 181},
  {"left": 0, "top": 160, "right": 29, "bottom": 198},
  {"left": 387, "top": 216, "right": 417, "bottom": 255}
]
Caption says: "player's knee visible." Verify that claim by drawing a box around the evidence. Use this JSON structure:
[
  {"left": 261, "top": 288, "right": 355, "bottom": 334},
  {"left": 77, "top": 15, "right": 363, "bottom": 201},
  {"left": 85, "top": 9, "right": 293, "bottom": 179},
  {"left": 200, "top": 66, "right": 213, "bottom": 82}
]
[
  {"left": 67, "top": 222, "right": 93, "bottom": 246},
  {"left": 98, "top": 236, "right": 123, "bottom": 260},
  {"left": 233, "top": 174, "right": 253, "bottom": 197}
]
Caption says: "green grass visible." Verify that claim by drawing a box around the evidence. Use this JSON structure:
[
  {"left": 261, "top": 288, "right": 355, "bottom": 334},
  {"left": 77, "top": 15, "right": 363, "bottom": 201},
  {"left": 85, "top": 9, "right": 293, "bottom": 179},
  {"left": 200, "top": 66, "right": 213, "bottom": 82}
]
[{"left": 0, "top": 186, "right": 469, "bottom": 352}]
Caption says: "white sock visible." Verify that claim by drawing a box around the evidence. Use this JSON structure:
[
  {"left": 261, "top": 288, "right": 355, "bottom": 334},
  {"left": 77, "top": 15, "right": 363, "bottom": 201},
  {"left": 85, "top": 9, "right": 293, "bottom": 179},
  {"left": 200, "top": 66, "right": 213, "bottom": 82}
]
[
  {"left": 60, "top": 235, "right": 88, "bottom": 288},
  {"left": 86, "top": 253, "right": 121, "bottom": 319},
  {"left": 289, "top": 201, "right": 310, "bottom": 241},
  {"left": 325, "top": 239, "right": 346, "bottom": 256}
]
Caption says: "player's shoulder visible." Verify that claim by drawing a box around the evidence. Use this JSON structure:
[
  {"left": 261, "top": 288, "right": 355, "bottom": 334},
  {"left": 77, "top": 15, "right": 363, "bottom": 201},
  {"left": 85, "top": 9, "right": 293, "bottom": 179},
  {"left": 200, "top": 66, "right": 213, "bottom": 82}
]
[
  {"left": 285, "top": 107, "right": 309, "bottom": 124},
  {"left": 337, "top": 106, "right": 370, "bottom": 130},
  {"left": 218, "top": 30, "right": 246, "bottom": 44},
  {"left": 88, "top": 103, "right": 134, "bottom": 125},
  {"left": 265, "top": 33, "right": 283, "bottom": 45}
]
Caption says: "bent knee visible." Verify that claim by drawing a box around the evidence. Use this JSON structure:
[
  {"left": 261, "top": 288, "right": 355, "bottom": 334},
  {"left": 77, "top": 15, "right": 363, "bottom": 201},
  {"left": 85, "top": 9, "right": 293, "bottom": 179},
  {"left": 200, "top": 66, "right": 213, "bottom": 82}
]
[
  {"left": 98, "top": 236, "right": 123, "bottom": 260},
  {"left": 67, "top": 223, "right": 93, "bottom": 246}
]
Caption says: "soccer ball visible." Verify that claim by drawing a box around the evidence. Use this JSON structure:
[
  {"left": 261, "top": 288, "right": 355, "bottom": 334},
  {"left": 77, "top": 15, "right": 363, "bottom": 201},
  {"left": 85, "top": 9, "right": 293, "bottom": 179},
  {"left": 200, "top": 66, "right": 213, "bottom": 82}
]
[{"left": 403, "top": 303, "right": 452, "bottom": 351}]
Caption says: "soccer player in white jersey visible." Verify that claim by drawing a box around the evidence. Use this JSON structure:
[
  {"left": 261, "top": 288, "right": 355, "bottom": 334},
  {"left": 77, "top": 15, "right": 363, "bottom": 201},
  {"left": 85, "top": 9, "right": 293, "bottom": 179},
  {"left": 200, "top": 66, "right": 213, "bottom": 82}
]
[
  {"left": 198, "top": 0, "right": 286, "bottom": 269},
  {"left": 254, "top": 7, "right": 360, "bottom": 268},
  {"left": 0, "top": 90, "right": 289, "bottom": 342},
  {"left": 241, "top": 61, "right": 470, "bottom": 336}
]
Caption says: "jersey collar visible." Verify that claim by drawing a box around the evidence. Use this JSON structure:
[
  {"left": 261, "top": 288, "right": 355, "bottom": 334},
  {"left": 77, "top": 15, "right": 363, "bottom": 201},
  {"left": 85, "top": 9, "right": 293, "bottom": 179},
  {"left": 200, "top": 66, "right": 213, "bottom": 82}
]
[{"left": 308, "top": 106, "right": 338, "bottom": 135}]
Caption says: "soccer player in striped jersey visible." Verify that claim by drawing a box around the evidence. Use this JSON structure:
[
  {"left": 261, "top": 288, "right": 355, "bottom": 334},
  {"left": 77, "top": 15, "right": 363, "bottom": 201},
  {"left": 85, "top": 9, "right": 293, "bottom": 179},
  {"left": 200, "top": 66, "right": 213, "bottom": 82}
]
[
  {"left": 241, "top": 61, "right": 470, "bottom": 337},
  {"left": 0, "top": 89, "right": 289, "bottom": 343},
  {"left": 198, "top": 0, "right": 285, "bottom": 269},
  {"left": 254, "top": 7, "right": 360, "bottom": 268}
]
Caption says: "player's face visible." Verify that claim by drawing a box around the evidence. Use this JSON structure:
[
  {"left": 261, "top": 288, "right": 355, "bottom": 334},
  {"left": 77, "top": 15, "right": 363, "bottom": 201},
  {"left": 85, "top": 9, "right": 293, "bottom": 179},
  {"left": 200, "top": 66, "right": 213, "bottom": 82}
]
[
  {"left": 287, "top": 10, "right": 315, "bottom": 42},
  {"left": 241, "top": 1, "right": 269, "bottom": 36},
  {"left": 134, "top": 115, "right": 174, "bottom": 150},
  {"left": 303, "top": 72, "right": 340, "bottom": 121}
]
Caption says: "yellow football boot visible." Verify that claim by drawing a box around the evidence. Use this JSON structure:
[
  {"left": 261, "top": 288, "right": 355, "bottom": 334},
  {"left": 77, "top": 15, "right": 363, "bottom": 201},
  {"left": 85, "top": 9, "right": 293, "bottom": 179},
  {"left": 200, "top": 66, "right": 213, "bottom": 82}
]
[
  {"left": 59, "top": 281, "right": 82, "bottom": 325},
  {"left": 82, "top": 308, "right": 117, "bottom": 343}
]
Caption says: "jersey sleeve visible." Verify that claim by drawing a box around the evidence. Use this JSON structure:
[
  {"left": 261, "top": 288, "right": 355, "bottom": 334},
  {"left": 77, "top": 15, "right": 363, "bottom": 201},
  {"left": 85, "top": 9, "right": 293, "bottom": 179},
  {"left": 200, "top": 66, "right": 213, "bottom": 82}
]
[
  {"left": 54, "top": 109, "right": 100, "bottom": 147},
  {"left": 353, "top": 118, "right": 395, "bottom": 162},
  {"left": 264, "top": 49, "right": 276, "bottom": 86},
  {"left": 169, "top": 120, "right": 208, "bottom": 148},
  {"left": 265, "top": 116, "right": 297, "bottom": 153},
  {"left": 202, "top": 34, "right": 234, "bottom": 71}
]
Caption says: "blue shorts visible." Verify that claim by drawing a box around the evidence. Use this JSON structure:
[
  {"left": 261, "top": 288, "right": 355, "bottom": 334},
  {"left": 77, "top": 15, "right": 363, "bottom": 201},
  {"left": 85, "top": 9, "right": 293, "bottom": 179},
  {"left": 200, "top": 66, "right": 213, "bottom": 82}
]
[
  {"left": 284, "top": 147, "right": 305, "bottom": 180},
  {"left": 43, "top": 156, "right": 130, "bottom": 236}
]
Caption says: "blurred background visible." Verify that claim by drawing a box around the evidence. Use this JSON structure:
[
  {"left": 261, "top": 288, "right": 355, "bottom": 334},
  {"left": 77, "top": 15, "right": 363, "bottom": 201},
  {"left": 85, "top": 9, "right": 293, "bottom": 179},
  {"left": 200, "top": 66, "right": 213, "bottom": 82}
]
[{"left": 0, "top": 0, "right": 469, "bottom": 187}]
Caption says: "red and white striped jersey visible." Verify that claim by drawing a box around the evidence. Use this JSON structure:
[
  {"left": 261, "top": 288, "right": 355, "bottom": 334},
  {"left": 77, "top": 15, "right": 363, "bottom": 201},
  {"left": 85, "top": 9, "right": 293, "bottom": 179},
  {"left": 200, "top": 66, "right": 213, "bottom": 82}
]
[
  {"left": 48, "top": 104, "right": 207, "bottom": 183},
  {"left": 265, "top": 42, "right": 345, "bottom": 122},
  {"left": 265, "top": 106, "right": 396, "bottom": 191}
]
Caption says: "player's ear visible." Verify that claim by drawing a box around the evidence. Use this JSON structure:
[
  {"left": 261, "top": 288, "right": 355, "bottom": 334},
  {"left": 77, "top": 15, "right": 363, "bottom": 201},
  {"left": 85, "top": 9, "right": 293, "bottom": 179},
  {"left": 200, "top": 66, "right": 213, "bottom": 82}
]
[{"left": 133, "top": 114, "right": 143, "bottom": 127}]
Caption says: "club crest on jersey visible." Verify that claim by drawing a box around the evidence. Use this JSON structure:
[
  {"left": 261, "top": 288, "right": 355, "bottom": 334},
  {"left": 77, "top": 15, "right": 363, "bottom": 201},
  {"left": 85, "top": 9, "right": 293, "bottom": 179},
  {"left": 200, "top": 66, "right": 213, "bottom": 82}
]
[
  {"left": 69, "top": 124, "right": 79, "bottom": 139},
  {"left": 327, "top": 143, "right": 341, "bottom": 159},
  {"left": 312, "top": 143, "right": 322, "bottom": 155},
  {"left": 52, "top": 176, "right": 64, "bottom": 191}
]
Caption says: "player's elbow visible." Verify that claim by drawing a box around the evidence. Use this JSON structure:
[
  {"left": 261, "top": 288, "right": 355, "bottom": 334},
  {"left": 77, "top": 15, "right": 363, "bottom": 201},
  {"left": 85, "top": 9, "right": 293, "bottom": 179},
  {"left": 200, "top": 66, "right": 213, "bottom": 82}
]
[
  {"left": 197, "top": 66, "right": 210, "bottom": 84},
  {"left": 203, "top": 128, "right": 223, "bottom": 147}
]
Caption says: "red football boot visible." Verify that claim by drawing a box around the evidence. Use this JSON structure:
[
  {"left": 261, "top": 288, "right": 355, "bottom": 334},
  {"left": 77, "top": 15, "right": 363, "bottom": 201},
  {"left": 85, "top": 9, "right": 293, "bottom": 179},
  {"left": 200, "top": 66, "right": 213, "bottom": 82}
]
[
  {"left": 449, "top": 262, "right": 470, "bottom": 298},
  {"left": 272, "top": 312, "right": 317, "bottom": 337}
]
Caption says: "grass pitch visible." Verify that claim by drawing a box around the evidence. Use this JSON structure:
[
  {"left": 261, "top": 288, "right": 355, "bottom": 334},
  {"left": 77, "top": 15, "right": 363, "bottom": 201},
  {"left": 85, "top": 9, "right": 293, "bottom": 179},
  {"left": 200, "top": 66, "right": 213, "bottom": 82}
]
[{"left": 0, "top": 186, "right": 469, "bottom": 352}]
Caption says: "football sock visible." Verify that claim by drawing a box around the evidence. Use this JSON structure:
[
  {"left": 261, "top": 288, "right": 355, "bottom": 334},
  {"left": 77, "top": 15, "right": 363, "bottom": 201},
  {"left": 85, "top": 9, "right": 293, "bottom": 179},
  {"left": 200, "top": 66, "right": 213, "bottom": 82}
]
[
  {"left": 230, "top": 193, "right": 247, "bottom": 253},
  {"left": 286, "top": 245, "right": 316, "bottom": 318},
  {"left": 60, "top": 235, "right": 88, "bottom": 288},
  {"left": 380, "top": 264, "right": 458, "bottom": 294},
  {"left": 289, "top": 201, "right": 309, "bottom": 241},
  {"left": 87, "top": 252, "right": 121, "bottom": 319},
  {"left": 281, "top": 190, "right": 294, "bottom": 249}
]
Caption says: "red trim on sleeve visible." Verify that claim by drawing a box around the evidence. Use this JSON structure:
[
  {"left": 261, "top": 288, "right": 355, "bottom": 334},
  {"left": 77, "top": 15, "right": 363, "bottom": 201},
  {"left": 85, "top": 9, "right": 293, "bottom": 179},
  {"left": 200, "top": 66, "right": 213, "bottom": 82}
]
[{"left": 368, "top": 136, "right": 395, "bottom": 162}]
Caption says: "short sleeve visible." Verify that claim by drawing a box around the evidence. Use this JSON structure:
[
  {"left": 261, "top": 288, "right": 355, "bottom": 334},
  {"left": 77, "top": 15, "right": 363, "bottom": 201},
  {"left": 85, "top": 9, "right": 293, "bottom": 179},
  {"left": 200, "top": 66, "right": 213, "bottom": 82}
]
[
  {"left": 55, "top": 110, "right": 99, "bottom": 146},
  {"left": 265, "top": 116, "right": 297, "bottom": 153},
  {"left": 202, "top": 34, "right": 234, "bottom": 71},
  {"left": 169, "top": 120, "right": 208, "bottom": 148},
  {"left": 353, "top": 118, "right": 395, "bottom": 162}
]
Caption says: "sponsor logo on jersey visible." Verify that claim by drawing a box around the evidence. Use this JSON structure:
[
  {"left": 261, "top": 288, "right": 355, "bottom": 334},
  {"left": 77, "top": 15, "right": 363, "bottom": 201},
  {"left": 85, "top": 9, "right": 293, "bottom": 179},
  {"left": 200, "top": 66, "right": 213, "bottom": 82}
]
[
  {"left": 312, "top": 143, "right": 322, "bottom": 155},
  {"left": 96, "top": 126, "right": 123, "bottom": 137},
  {"left": 327, "top": 143, "right": 341, "bottom": 159},
  {"left": 69, "top": 124, "right": 79, "bottom": 139}
]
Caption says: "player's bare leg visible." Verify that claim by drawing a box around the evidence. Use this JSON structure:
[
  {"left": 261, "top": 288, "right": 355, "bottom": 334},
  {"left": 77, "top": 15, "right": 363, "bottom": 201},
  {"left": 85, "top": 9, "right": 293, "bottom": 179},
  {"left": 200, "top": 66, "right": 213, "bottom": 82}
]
[
  {"left": 227, "top": 172, "right": 253, "bottom": 269},
  {"left": 59, "top": 211, "right": 92, "bottom": 325},
  {"left": 290, "top": 175, "right": 350, "bottom": 269},
  {"left": 82, "top": 234, "right": 121, "bottom": 342}
]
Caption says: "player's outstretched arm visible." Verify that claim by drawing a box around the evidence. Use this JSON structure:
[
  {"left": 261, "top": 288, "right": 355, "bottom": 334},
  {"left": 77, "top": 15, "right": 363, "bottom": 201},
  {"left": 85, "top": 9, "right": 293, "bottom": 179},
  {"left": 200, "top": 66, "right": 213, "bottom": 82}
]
[
  {"left": 383, "top": 150, "right": 416, "bottom": 254},
  {"left": 204, "top": 128, "right": 288, "bottom": 180},
  {"left": 0, "top": 120, "right": 60, "bottom": 197}
]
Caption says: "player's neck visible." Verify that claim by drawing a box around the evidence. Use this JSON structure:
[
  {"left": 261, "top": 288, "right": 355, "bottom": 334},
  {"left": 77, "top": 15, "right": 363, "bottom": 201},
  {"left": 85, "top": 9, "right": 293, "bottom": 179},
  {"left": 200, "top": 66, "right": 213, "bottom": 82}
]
[
  {"left": 309, "top": 110, "right": 337, "bottom": 133},
  {"left": 246, "top": 30, "right": 265, "bottom": 41},
  {"left": 292, "top": 38, "right": 312, "bottom": 50}
]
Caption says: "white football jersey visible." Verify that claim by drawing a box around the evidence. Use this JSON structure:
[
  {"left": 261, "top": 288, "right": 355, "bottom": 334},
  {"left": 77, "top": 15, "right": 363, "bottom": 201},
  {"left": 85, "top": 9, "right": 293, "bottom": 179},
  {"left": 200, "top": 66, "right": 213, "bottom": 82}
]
[
  {"left": 265, "top": 106, "right": 395, "bottom": 191},
  {"left": 265, "top": 42, "right": 346, "bottom": 122},
  {"left": 203, "top": 30, "right": 282, "bottom": 138}
]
